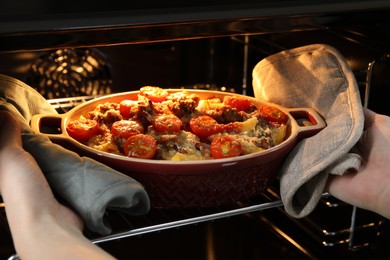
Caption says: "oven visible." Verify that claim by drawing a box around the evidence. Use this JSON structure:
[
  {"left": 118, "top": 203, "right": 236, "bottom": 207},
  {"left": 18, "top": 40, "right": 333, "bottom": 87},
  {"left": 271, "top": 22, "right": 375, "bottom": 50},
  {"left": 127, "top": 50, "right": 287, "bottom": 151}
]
[{"left": 1, "top": 1, "right": 390, "bottom": 259}]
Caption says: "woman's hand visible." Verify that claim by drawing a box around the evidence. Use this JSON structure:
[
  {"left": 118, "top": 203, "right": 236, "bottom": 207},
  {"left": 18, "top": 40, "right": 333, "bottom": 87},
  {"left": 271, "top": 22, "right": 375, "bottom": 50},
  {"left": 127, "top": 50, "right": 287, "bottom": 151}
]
[
  {"left": 327, "top": 108, "right": 390, "bottom": 219},
  {"left": 0, "top": 110, "right": 114, "bottom": 259}
]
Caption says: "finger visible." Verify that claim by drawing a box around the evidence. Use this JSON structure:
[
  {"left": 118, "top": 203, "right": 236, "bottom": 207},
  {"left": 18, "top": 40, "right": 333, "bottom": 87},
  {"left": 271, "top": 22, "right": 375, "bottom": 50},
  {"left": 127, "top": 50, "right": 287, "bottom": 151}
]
[
  {"left": 0, "top": 111, "right": 22, "bottom": 148},
  {"left": 363, "top": 107, "right": 376, "bottom": 130}
]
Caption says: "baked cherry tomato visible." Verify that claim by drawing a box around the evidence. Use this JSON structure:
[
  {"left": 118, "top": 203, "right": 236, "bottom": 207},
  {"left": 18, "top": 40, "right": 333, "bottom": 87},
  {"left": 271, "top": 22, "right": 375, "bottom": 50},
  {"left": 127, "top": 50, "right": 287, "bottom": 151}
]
[
  {"left": 119, "top": 100, "right": 139, "bottom": 119},
  {"left": 223, "top": 96, "right": 252, "bottom": 111},
  {"left": 111, "top": 120, "right": 144, "bottom": 139},
  {"left": 123, "top": 134, "right": 157, "bottom": 159},
  {"left": 151, "top": 114, "right": 182, "bottom": 132},
  {"left": 189, "top": 115, "right": 223, "bottom": 138},
  {"left": 139, "top": 86, "right": 169, "bottom": 102},
  {"left": 259, "top": 105, "right": 288, "bottom": 124},
  {"left": 210, "top": 136, "right": 242, "bottom": 159},
  {"left": 66, "top": 118, "right": 99, "bottom": 142}
]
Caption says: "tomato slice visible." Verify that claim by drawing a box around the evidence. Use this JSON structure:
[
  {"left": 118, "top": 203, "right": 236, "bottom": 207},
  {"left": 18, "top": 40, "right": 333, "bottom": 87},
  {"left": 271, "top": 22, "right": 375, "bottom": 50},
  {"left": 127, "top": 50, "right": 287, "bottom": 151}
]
[
  {"left": 123, "top": 134, "right": 157, "bottom": 159},
  {"left": 210, "top": 136, "right": 242, "bottom": 159},
  {"left": 151, "top": 114, "right": 182, "bottom": 132},
  {"left": 189, "top": 115, "right": 223, "bottom": 138},
  {"left": 111, "top": 120, "right": 144, "bottom": 139},
  {"left": 139, "top": 86, "right": 169, "bottom": 102},
  {"left": 259, "top": 105, "right": 288, "bottom": 124},
  {"left": 119, "top": 100, "right": 139, "bottom": 119},
  {"left": 223, "top": 96, "right": 252, "bottom": 111},
  {"left": 66, "top": 119, "right": 99, "bottom": 142}
]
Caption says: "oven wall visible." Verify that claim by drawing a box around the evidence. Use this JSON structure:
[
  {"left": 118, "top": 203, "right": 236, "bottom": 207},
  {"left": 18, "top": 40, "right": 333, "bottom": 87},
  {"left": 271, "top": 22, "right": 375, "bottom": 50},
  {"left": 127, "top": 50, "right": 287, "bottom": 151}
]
[
  {"left": 1, "top": 25, "right": 390, "bottom": 105},
  {"left": 0, "top": 38, "right": 249, "bottom": 96}
]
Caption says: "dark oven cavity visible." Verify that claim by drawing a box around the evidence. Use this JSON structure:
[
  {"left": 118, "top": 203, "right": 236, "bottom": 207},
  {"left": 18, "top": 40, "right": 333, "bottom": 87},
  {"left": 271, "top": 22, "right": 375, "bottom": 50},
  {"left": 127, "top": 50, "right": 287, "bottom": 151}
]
[{"left": 1, "top": 3, "right": 390, "bottom": 260}]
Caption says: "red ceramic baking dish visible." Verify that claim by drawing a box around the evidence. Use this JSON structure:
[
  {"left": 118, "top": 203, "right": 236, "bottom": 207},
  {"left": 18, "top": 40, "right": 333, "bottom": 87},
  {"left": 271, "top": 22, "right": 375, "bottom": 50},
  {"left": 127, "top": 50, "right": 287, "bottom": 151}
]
[{"left": 30, "top": 89, "right": 326, "bottom": 208}]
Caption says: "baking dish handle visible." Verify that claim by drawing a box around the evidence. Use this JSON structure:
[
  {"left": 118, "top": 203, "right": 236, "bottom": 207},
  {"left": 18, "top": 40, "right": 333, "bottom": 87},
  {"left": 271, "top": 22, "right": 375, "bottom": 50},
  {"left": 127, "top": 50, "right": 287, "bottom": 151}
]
[
  {"left": 30, "top": 113, "right": 69, "bottom": 141},
  {"left": 287, "top": 107, "right": 327, "bottom": 139}
]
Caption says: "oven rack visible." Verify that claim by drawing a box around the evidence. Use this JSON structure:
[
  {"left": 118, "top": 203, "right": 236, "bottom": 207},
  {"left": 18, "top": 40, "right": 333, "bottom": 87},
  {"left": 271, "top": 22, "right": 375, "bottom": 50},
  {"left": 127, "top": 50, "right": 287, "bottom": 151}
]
[
  {"left": 3, "top": 189, "right": 382, "bottom": 260},
  {"left": 3, "top": 87, "right": 381, "bottom": 259},
  {"left": 41, "top": 29, "right": 386, "bottom": 253},
  {"left": 45, "top": 93, "right": 379, "bottom": 250}
]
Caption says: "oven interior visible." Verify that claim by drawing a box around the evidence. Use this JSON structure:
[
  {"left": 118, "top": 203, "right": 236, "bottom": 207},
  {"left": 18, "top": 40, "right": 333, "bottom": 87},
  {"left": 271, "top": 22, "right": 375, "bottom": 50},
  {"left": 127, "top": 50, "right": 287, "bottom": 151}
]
[{"left": 1, "top": 3, "right": 390, "bottom": 260}]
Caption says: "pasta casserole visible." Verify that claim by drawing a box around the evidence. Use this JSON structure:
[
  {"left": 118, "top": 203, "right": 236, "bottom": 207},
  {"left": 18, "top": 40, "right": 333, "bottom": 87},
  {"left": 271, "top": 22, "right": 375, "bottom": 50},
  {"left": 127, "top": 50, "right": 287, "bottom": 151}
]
[{"left": 66, "top": 86, "right": 288, "bottom": 160}]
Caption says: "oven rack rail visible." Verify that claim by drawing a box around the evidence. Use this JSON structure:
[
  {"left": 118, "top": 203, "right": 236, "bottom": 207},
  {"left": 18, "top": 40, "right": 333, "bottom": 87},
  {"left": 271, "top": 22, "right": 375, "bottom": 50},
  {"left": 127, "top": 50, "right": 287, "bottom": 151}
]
[{"left": 91, "top": 197, "right": 285, "bottom": 244}]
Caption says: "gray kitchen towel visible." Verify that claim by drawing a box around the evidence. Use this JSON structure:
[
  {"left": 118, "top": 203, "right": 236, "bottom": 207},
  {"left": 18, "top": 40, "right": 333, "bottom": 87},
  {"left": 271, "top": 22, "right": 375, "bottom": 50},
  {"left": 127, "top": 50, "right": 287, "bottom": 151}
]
[
  {"left": 252, "top": 44, "right": 364, "bottom": 218},
  {"left": 0, "top": 74, "right": 150, "bottom": 235}
]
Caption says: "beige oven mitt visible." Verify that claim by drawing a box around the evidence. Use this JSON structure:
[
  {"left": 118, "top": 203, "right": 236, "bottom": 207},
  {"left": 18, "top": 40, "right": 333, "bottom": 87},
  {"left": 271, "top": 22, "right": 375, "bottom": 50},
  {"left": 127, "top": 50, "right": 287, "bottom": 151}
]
[
  {"left": 252, "top": 44, "right": 364, "bottom": 218},
  {"left": 0, "top": 74, "right": 150, "bottom": 235}
]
